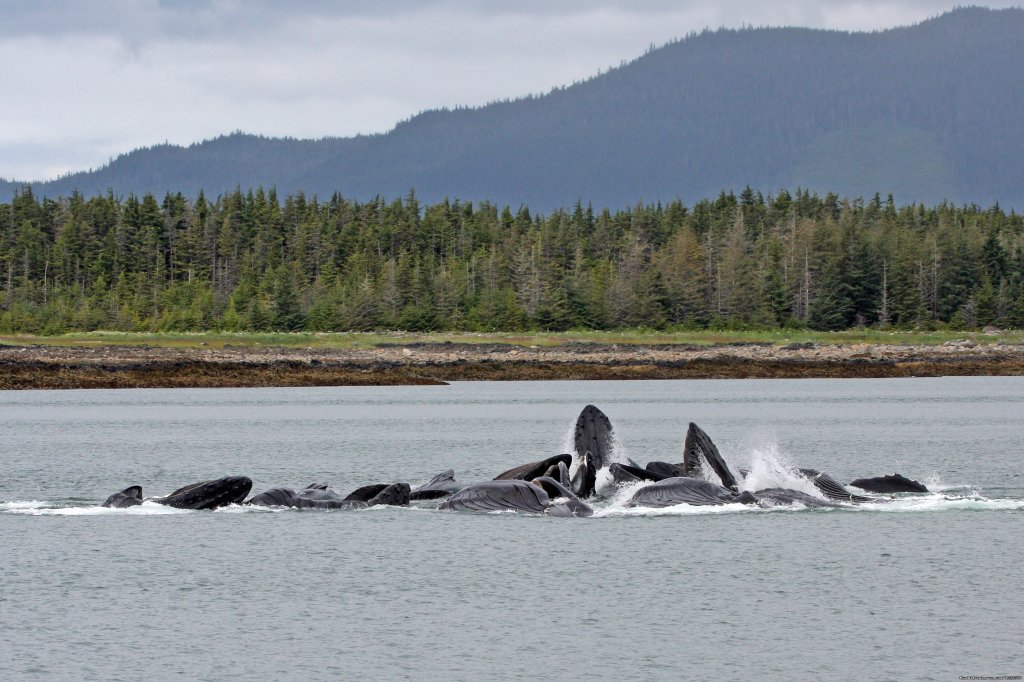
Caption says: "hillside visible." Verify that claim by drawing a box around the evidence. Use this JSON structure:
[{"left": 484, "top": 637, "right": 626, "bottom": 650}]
[{"left": 3, "top": 7, "right": 1023, "bottom": 209}]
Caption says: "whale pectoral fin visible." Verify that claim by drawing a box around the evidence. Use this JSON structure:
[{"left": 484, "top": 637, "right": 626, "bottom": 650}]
[{"left": 247, "top": 487, "right": 300, "bottom": 507}]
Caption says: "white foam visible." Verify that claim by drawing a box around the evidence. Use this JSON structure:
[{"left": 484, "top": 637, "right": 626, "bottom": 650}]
[
  {"left": 0, "top": 500, "right": 51, "bottom": 510},
  {"left": 596, "top": 501, "right": 753, "bottom": 518},
  {"left": 738, "top": 442, "right": 822, "bottom": 498},
  {"left": 3, "top": 500, "right": 189, "bottom": 516}
]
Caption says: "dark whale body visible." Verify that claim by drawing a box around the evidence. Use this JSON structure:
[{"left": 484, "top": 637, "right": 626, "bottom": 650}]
[
  {"left": 749, "top": 488, "right": 843, "bottom": 509},
  {"left": 247, "top": 482, "right": 411, "bottom": 509},
  {"left": 645, "top": 461, "right": 689, "bottom": 479},
  {"left": 439, "top": 478, "right": 593, "bottom": 516},
  {"left": 625, "top": 477, "right": 845, "bottom": 509},
  {"left": 156, "top": 476, "right": 252, "bottom": 510},
  {"left": 102, "top": 485, "right": 143, "bottom": 508},
  {"left": 626, "top": 477, "right": 748, "bottom": 508},
  {"left": 607, "top": 462, "right": 667, "bottom": 486},
  {"left": 574, "top": 404, "right": 614, "bottom": 468},
  {"left": 571, "top": 405, "right": 617, "bottom": 498},
  {"left": 494, "top": 454, "right": 572, "bottom": 482},
  {"left": 410, "top": 470, "right": 464, "bottom": 500},
  {"left": 798, "top": 469, "right": 874, "bottom": 503},
  {"left": 850, "top": 474, "right": 929, "bottom": 493},
  {"left": 683, "top": 422, "right": 739, "bottom": 491}
]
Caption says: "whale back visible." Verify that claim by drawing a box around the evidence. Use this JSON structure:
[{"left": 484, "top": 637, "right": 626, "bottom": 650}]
[
  {"left": 160, "top": 476, "right": 252, "bottom": 510},
  {"left": 849, "top": 474, "right": 928, "bottom": 493},
  {"left": 247, "top": 487, "right": 301, "bottom": 507}
]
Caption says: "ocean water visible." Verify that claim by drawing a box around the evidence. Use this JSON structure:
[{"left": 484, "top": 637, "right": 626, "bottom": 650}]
[{"left": 1, "top": 378, "right": 1022, "bottom": 681}]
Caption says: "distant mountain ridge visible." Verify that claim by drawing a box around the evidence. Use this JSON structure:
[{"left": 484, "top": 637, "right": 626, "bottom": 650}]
[{"left": 3, "top": 6, "right": 1023, "bottom": 210}]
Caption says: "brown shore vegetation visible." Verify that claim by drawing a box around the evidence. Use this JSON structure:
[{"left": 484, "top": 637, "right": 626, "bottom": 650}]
[{"left": 2, "top": 339, "right": 1024, "bottom": 389}]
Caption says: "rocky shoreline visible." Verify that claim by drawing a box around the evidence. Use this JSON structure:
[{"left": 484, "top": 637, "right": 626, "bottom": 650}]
[{"left": 2, "top": 339, "right": 1024, "bottom": 389}]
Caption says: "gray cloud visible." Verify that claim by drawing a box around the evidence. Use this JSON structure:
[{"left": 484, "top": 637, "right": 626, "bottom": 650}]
[{"left": 0, "top": 1, "right": 1019, "bottom": 180}]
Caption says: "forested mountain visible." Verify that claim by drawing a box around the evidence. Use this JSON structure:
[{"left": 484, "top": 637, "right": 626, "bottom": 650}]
[
  {"left": 2, "top": 187, "right": 1022, "bottom": 334},
  {"left": 3, "top": 7, "right": 1023, "bottom": 210}
]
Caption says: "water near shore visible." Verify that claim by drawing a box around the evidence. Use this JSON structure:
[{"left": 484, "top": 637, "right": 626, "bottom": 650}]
[{"left": 2, "top": 378, "right": 1023, "bottom": 680}]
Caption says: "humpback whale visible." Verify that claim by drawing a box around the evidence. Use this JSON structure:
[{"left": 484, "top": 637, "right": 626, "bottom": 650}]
[
  {"left": 606, "top": 462, "right": 667, "bottom": 486},
  {"left": 572, "top": 404, "right": 617, "bottom": 497},
  {"left": 494, "top": 454, "right": 572, "bottom": 482},
  {"left": 439, "top": 477, "right": 593, "bottom": 516},
  {"left": 410, "top": 470, "right": 464, "bottom": 500},
  {"left": 626, "top": 477, "right": 753, "bottom": 508},
  {"left": 850, "top": 474, "right": 929, "bottom": 493},
  {"left": 683, "top": 422, "right": 739, "bottom": 491},
  {"left": 625, "top": 477, "right": 844, "bottom": 509},
  {"left": 102, "top": 485, "right": 143, "bottom": 508},
  {"left": 247, "top": 482, "right": 411, "bottom": 509},
  {"left": 101, "top": 477, "right": 252, "bottom": 510},
  {"left": 797, "top": 469, "right": 874, "bottom": 503},
  {"left": 156, "top": 476, "right": 253, "bottom": 509}
]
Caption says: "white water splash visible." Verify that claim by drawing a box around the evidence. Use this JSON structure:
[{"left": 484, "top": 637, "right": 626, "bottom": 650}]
[
  {"left": 737, "top": 442, "right": 822, "bottom": 498},
  {"left": 3, "top": 500, "right": 190, "bottom": 516}
]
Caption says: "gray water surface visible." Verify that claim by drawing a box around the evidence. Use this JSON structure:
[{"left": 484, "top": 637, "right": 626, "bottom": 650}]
[{"left": 2, "top": 378, "right": 1023, "bottom": 681}]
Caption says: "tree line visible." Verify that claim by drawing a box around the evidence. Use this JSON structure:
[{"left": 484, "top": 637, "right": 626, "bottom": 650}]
[{"left": 1, "top": 186, "right": 1022, "bottom": 334}]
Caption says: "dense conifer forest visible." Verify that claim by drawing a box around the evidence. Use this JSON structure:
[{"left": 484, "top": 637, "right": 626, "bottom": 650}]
[{"left": 1, "top": 187, "right": 1022, "bottom": 334}]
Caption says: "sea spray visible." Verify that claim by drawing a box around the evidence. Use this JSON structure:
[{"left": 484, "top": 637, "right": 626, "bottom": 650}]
[{"left": 739, "top": 441, "right": 821, "bottom": 498}]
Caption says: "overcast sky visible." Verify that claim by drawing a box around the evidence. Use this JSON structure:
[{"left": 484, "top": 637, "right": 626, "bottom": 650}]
[{"left": 0, "top": 0, "right": 1017, "bottom": 181}]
